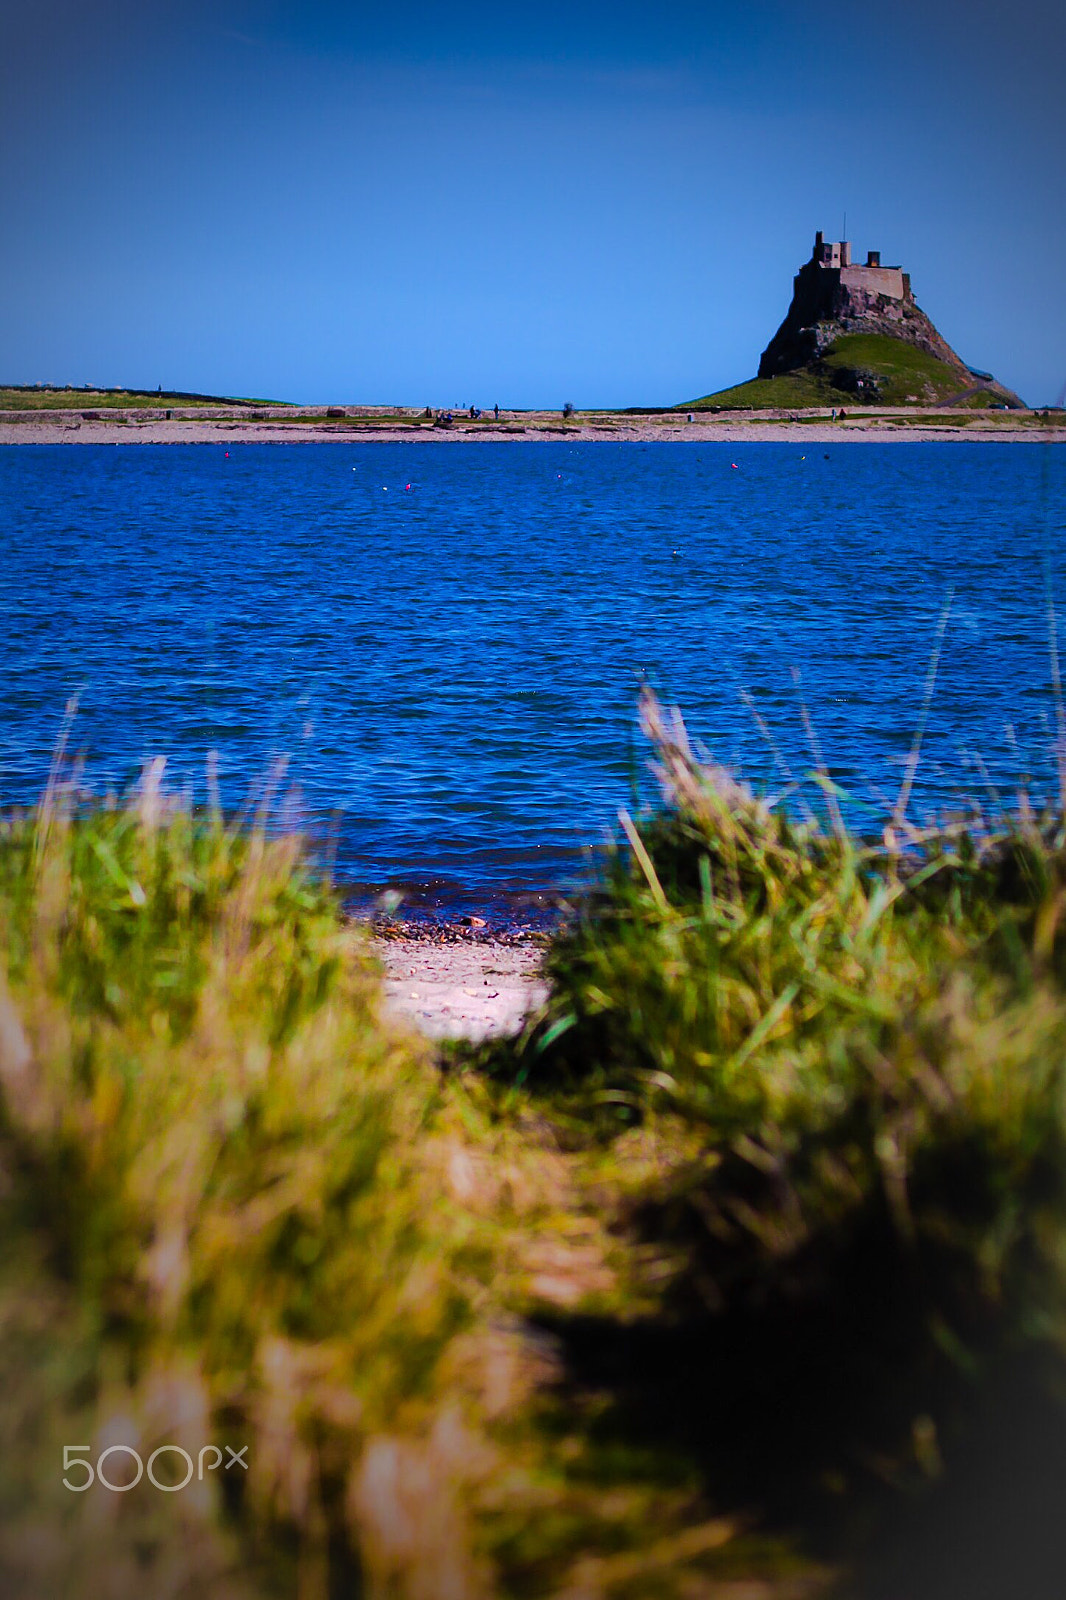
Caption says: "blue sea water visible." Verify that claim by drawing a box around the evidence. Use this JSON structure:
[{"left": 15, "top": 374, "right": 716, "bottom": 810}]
[{"left": 1, "top": 442, "right": 1064, "bottom": 901}]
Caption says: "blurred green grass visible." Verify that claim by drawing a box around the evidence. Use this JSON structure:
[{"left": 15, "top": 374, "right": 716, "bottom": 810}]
[
  {"left": 469, "top": 689, "right": 1066, "bottom": 1594},
  {"left": 0, "top": 780, "right": 503, "bottom": 1597},
  {"left": 5, "top": 697, "right": 1066, "bottom": 1597}
]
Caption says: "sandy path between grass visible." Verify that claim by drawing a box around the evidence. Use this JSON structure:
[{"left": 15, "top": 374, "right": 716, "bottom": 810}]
[{"left": 377, "top": 935, "right": 549, "bottom": 1043}]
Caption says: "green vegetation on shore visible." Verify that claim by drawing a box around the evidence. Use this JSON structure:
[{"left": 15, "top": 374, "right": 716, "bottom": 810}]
[
  {"left": 687, "top": 333, "right": 1011, "bottom": 410},
  {"left": 4, "top": 700, "right": 1066, "bottom": 1597},
  {"left": 0, "top": 386, "right": 289, "bottom": 411}
]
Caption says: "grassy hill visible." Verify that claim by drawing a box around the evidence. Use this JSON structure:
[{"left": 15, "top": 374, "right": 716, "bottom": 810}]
[
  {"left": 686, "top": 333, "right": 1015, "bottom": 410},
  {"left": 0, "top": 385, "right": 288, "bottom": 410}
]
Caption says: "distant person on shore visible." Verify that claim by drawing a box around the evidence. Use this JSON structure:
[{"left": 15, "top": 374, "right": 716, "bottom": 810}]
[{"left": 494, "top": 403, "right": 499, "bottom": 421}]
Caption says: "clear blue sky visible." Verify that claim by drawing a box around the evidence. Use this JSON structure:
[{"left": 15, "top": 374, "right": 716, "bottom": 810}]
[{"left": 2, "top": 0, "right": 1063, "bottom": 406}]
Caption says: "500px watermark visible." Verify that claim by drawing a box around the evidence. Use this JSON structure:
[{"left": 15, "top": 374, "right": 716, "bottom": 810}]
[{"left": 62, "top": 1444, "right": 249, "bottom": 1492}]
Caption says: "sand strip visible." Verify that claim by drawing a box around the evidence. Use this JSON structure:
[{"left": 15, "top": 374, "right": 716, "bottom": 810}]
[
  {"left": 3, "top": 417, "right": 1062, "bottom": 446},
  {"left": 376, "top": 933, "right": 548, "bottom": 1042}
]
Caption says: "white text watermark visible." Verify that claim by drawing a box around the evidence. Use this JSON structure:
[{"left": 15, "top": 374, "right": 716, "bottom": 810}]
[{"left": 63, "top": 1444, "right": 249, "bottom": 1492}]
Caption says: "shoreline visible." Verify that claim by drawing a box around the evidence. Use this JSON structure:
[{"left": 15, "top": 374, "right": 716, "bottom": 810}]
[
  {"left": 3, "top": 413, "right": 1064, "bottom": 447},
  {"left": 374, "top": 924, "right": 548, "bottom": 1042},
  {"left": 362, "top": 894, "right": 560, "bottom": 1042}
]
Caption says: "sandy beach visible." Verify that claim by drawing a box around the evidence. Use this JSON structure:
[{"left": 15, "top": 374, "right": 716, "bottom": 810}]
[
  {"left": 375, "top": 928, "right": 548, "bottom": 1042},
  {"left": 2, "top": 408, "right": 1063, "bottom": 446}
]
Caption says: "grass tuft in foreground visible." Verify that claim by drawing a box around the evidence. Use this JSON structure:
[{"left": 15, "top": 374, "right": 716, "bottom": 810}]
[
  {"left": 472, "top": 689, "right": 1066, "bottom": 1592},
  {"left": 0, "top": 780, "right": 516, "bottom": 1599}
]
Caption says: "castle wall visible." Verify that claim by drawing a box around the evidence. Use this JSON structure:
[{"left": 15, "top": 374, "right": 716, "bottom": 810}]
[{"left": 840, "top": 265, "right": 904, "bottom": 300}]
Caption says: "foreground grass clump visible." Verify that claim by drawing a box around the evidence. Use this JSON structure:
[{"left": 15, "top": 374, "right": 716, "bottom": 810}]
[
  {"left": 0, "top": 787, "right": 514, "bottom": 1599},
  {"left": 479, "top": 692, "right": 1066, "bottom": 1588}
]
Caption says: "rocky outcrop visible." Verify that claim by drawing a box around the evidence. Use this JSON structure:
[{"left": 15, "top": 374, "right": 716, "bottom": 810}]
[
  {"left": 759, "top": 261, "right": 964, "bottom": 378},
  {"left": 757, "top": 239, "right": 1023, "bottom": 407}
]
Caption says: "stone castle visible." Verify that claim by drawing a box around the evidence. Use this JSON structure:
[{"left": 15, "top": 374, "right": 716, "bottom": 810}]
[
  {"left": 809, "top": 231, "right": 908, "bottom": 299},
  {"left": 758, "top": 229, "right": 968, "bottom": 380}
]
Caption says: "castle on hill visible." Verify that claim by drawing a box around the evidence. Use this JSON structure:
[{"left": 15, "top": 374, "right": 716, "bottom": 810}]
[
  {"left": 758, "top": 228, "right": 963, "bottom": 380},
  {"left": 687, "top": 226, "right": 1024, "bottom": 409}
]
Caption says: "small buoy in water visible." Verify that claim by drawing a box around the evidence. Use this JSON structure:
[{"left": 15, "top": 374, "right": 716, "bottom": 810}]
[
  {"left": 382, "top": 486, "right": 388, "bottom": 491},
  {"left": 730, "top": 462, "right": 738, "bottom": 469},
  {"left": 224, "top": 451, "right": 229, "bottom": 458},
  {"left": 405, "top": 482, "right": 412, "bottom": 491}
]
